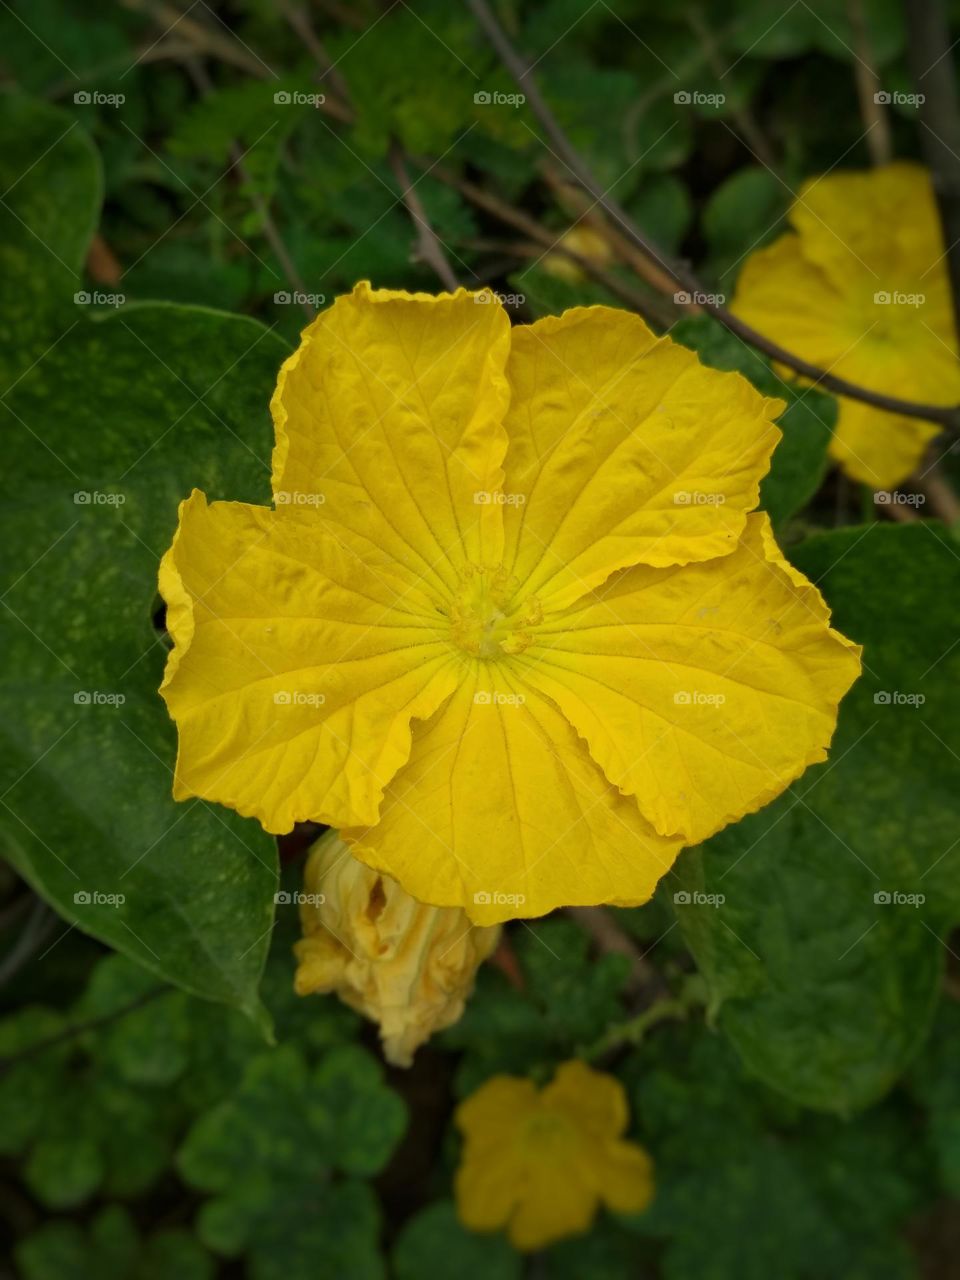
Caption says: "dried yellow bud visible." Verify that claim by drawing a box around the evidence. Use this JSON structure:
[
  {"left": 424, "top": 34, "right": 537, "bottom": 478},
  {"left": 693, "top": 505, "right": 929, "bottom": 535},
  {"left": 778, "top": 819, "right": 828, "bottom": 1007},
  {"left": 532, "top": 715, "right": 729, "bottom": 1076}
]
[{"left": 294, "top": 832, "right": 501, "bottom": 1066}]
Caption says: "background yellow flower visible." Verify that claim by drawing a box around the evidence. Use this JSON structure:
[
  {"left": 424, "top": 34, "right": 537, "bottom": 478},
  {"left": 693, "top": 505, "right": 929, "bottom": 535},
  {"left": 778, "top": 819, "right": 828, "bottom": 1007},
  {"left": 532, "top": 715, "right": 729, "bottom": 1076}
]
[
  {"left": 454, "top": 1059, "right": 654, "bottom": 1250},
  {"left": 732, "top": 163, "right": 960, "bottom": 488}
]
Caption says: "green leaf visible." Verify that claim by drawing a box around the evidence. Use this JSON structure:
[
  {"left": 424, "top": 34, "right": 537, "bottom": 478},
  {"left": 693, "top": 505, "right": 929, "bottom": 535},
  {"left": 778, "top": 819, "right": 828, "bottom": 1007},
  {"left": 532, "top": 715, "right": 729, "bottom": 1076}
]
[
  {"left": 180, "top": 1043, "right": 405, "bottom": 1191},
  {"left": 393, "top": 1202, "right": 521, "bottom": 1280},
  {"left": 1, "top": 301, "right": 286, "bottom": 1022},
  {"left": 25, "top": 1134, "right": 104, "bottom": 1209},
  {"left": 672, "top": 315, "right": 834, "bottom": 527},
  {"left": 909, "top": 997, "right": 960, "bottom": 1195},
  {"left": 625, "top": 1022, "right": 927, "bottom": 1280},
  {"left": 674, "top": 523, "right": 960, "bottom": 1110},
  {"left": 0, "top": 95, "right": 100, "bottom": 386},
  {"left": 703, "top": 166, "right": 788, "bottom": 277},
  {"left": 0, "top": 1007, "right": 69, "bottom": 1155}
]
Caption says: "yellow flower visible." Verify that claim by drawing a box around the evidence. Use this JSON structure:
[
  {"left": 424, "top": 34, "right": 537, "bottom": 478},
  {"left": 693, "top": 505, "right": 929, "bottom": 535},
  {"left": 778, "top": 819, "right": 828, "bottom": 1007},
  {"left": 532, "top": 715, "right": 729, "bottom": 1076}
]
[
  {"left": 294, "top": 831, "right": 499, "bottom": 1067},
  {"left": 731, "top": 162, "right": 960, "bottom": 488},
  {"left": 158, "top": 282, "right": 860, "bottom": 924},
  {"left": 544, "top": 223, "right": 614, "bottom": 282},
  {"left": 454, "top": 1059, "right": 653, "bottom": 1250}
]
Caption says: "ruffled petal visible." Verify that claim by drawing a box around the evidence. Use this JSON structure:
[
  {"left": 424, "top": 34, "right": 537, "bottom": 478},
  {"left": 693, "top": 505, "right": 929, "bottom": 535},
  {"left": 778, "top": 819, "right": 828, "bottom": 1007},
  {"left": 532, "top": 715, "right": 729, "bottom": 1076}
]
[
  {"left": 499, "top": 306, "right": 783, "bottom": 610},
  {"left": 344, "top": 671, "right": 683, "bottom": 924},
  {"left": 159, "top": 490, "right": 460, "bottom": 833},
  {"left": 513, "top": 513, "right": 861, "bottom": 844},
  {"left": 271, "top": 282, "right": 512, "bottom": 596}
]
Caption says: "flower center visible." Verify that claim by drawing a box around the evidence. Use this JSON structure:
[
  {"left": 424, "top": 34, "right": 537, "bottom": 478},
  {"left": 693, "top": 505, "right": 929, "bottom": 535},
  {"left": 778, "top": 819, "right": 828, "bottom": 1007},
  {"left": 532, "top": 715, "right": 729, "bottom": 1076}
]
[{"left": 448, "top": 566, "right": 541, "bottom": 658}]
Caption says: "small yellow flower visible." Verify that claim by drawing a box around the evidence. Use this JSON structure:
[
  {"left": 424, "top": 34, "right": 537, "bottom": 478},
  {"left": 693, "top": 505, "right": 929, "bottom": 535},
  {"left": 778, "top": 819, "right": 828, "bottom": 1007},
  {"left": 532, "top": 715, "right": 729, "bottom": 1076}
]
[
  {"left": 454, "top": 1059, "right": 653, "bottom": 1250},
  {"left": 294, "top": 831, "right": 499, "bottom": 1066},
  {"left": 158, "top": 283, "right": 860, "bottom": 923},
  {"left": 731, "top": 162, "right": 960, "bottom": 487},
  {"left": 544, "top": 223, "right": 614, "bottom": 282}
]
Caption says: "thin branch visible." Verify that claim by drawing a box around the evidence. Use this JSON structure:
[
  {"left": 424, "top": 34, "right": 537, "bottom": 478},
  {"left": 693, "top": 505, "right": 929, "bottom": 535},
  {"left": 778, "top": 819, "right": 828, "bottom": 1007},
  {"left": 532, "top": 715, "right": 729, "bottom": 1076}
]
[
  {"left": 685, "top": 5, "right": 779, "bottom": 172},
  {"left": 425, "top": 163, "right": 676, "bottom": 326},
  {"left": 0, "top": 986, "right": 169, "bottom": 1072},
  {"left": 905, "top": 0, "right": 960, "bottom": 343},
  {"left": 465, "top": 0, "right": 960, "bottom": 431},
  {"left": 848, "top": 0, "right": 893, "bottom": 164},
  {"left": 185, "top": 58, "right": 315, "bottom": 318},
  {"left": 387, "top": 142, "right": 460, "bottom": 290},
  {"left": 920, "top": 458, "right": 960, "bottom": 523}
]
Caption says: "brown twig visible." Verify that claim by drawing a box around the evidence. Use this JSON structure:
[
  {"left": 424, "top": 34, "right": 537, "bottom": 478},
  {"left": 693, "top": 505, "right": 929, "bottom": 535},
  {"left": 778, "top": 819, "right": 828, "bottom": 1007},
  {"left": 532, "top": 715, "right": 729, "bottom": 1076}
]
[
  {"left": 919, "top": 458, "right": 960, "bottom": 523},
  {"left": 0, "top": 987, "right": 169, "bottom": 1072},
  {"left": 848, "top": 0, "right": 893, "bottom": 164},
  {"left": 685, "top": 5, "right": 780, "bottom": 172},
  {"left": 464, "top": 0, "right": 960, "bottom": 432},
  {"left": 540, "top": 168, "right": 692, "bottom": 304},
  {"left": 425, "top": 164, "right": 675, "bottom": 325},
  {"left": 906, "top": 0, "right": 960, "bottom": 343},
  {"left": 566, "top": 906, "right": 661, "bottom": 998},
  {"left": 387, "top": 142, "right": 460, "bottom": 290},
  {"left": 185, "top": 58, "right": 315, "bottom": 318}
]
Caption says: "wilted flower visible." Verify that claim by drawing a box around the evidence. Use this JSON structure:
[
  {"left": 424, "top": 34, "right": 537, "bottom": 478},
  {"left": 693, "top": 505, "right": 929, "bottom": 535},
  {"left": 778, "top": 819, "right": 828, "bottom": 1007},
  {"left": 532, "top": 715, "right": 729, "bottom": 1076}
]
[
  {"left": 732, "top": 162, "right": 960, "bottom": 487},
  {"left": 159, "top": 284, "right": 860, "bottom": 924},
  {"left": 294, "top": 831, "right": 499, "bottom": 1066},
  {"left": 454, "top": 1059, "right": 653, "bottom": 1250}
]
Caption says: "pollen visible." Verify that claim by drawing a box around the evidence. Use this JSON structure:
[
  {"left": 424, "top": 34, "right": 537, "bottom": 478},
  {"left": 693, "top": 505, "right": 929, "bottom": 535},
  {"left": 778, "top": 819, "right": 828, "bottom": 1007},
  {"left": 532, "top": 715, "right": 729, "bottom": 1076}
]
[{"left": 447, "top": 564, "right": 542, "bottom": 658}]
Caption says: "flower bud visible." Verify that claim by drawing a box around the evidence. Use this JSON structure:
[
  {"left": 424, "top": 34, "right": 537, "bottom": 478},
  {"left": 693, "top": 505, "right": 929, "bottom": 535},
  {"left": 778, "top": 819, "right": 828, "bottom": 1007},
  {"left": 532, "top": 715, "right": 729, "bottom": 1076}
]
[{"left": 294, "top": 832, "right": 500, "bottom": 1066}]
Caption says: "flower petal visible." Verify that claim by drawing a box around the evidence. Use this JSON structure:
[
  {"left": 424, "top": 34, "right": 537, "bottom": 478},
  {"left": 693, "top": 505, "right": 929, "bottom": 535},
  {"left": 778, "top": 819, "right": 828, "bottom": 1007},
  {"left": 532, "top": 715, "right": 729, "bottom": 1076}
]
[
  {"left": 828, "top": 399, "right": 939, "bottom": 489},
  {"left": 541, "top": 1060, "right": 629, "bottom": 1138},
  {"left": 506, "top": 1158, "right": 597, "bottom": 1250},
  {"left": 513, "top": 513, "right": 861, "bottom": 843},
  {"left": 790, "top": 162, "right": 941, "bottom": 287},
  {"left": 344, "top": 671, "right": 683, "bottom": 924},
  {"left": 159, "top": 490, "right": 460, "bottom": 833},
  {"left": 271, "top": 282, "right": 512, "bottom": 595},
  {"left": 499, "top": 306, "right": 784, "bottom": 610},
  {"left": 594, "top": 1140, "right": 655, "bottom": 1215}
]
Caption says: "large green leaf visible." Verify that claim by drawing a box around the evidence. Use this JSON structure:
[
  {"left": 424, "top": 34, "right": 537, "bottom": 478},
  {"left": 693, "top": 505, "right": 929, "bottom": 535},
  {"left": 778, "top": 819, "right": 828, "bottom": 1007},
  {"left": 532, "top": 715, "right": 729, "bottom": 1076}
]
[
  {"left": 0, "top": 94, "right": 101, "bottom": 385},
  {"left": 1, "top": 303, "right": 287, "bottom": 1021},
  {"left": 673, "top": 523, "right": 960, "bottom": 1110}
]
